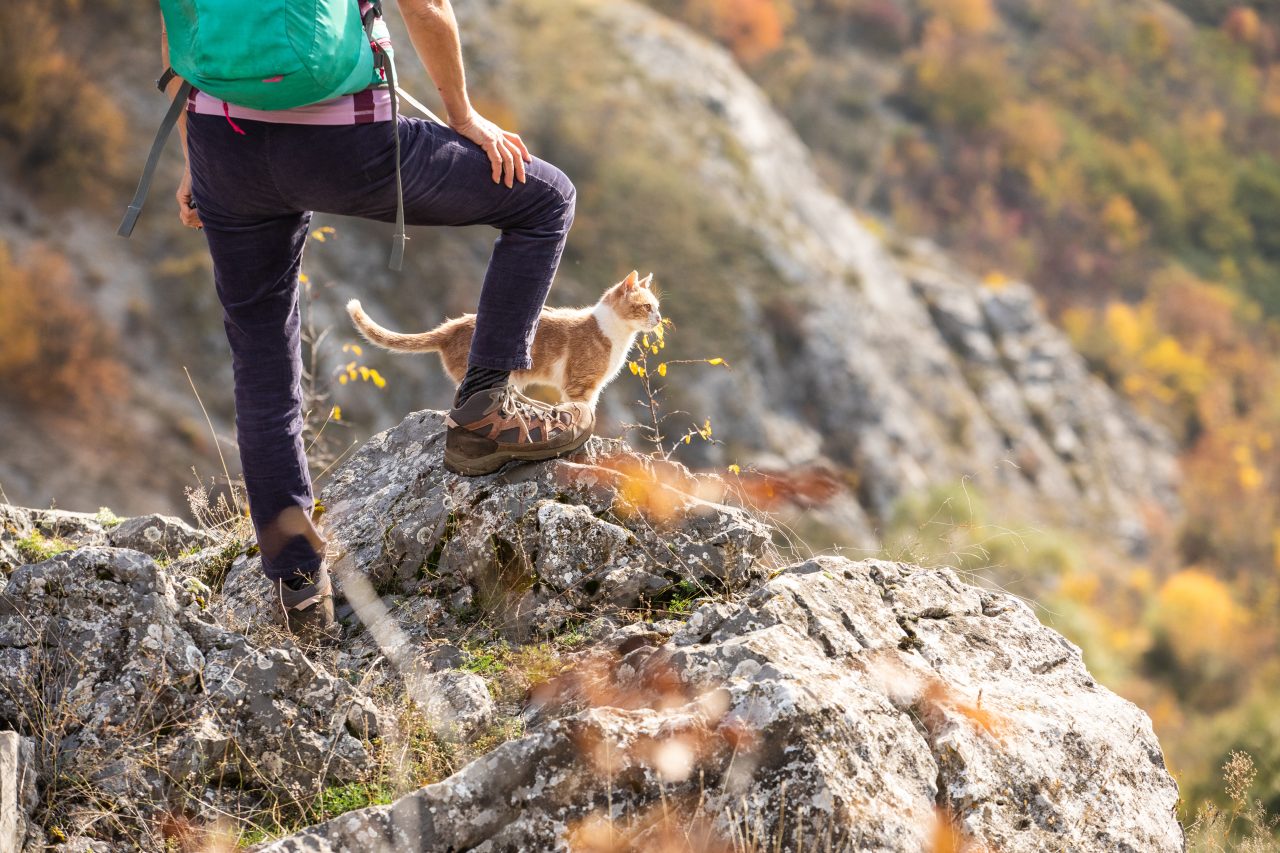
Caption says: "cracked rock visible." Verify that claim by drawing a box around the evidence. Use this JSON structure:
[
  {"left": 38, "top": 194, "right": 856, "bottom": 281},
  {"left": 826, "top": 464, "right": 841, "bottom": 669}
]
[
  {"left": 267, "top": 557, "right": 1182, "bottom": 852},
  {"left": 319, "top": 410, "right": 775, "bottom": 642},
  {"left": 0, "top": 548, "right": 380, "bottom": 843},
  {"left": 108, "top": 513, "right": 217, "bottom": 561}
]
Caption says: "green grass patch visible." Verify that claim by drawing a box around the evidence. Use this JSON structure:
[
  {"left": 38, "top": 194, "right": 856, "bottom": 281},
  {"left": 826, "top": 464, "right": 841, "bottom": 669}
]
[{"left": 15, "top": 531, "right": 72, "bottom": 565}]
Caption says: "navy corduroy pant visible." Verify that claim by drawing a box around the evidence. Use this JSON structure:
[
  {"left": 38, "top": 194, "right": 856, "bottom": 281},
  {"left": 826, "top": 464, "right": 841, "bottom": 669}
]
[{"left": 186, "top": 112, "right": 576, "bottom": 581}]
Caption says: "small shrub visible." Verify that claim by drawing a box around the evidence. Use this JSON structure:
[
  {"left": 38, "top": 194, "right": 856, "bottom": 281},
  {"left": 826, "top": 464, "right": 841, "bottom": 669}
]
[{"left": 1187, "top": 751, "right": 1280, "bottom": 851}]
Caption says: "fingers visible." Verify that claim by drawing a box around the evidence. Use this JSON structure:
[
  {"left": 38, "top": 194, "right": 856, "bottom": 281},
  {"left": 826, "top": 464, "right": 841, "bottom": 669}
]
[
  {"left": 512, "top": 144, "right": 526, "bottom": 185},
  {"left": 504, "top": 133, "right": 528, "bottom": 184},
  {"left": 484, "top": 138, "right": 503, "bottom": 184},
  {"left": 485, "top": 136, "right": 518, "bottom": 187},
  {"left": 472, "top": 120, "right": 529, "bottom": 187},
  {"left": 498, "top": 138, "right": 516, "bottom": 188},
  {"left": 505, "top": 130, "right": 532, "bottom": 164},
  {"left": 177, "top": 189, "right": 203, "bottom": 229}
]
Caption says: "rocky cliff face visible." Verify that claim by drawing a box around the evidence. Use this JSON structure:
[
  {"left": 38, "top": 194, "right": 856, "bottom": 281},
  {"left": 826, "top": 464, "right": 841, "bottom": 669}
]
[
  {"left": 0, "top": 410, "right": 1181, "bottom": 851},
  {"left": 1, "top": 0, "right": 1177, "bottom": 557}
]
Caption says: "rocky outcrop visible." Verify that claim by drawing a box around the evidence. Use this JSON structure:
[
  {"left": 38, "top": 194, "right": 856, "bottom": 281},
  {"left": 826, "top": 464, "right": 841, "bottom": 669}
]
[
  {"left": 0, "top": 407, "right": 1183, "bottom": 850},
  {"left": 0, "top": 548, "right": 381, "bottom": 845},
  {"left": 319, "top": 411, "right": 774, "bottom": 633},
  {"left": 0, "top": 505, "right": 213, "bottom": 573},
  {"left": 265, "top": 557, "right": 1182, "bottom": 853},
  {"left": 106, "top": 513, "right": 217, "bottom": 561}
]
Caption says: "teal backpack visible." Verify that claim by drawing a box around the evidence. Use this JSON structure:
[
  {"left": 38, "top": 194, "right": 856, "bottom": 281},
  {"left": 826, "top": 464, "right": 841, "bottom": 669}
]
[{"left": 120, "top": 0, "right": 409, "bottom": 270}]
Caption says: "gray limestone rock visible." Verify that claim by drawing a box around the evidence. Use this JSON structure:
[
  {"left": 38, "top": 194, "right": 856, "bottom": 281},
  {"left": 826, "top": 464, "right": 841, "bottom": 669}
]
[
  {"left": 266, "top": 558, "right": 1182, "bottom": 852},
  {"left": 0, "top": 731, "right": 38, "bottom": 853},
  {"left": 0, "top": 547, "right": 380, "bottom": 843},
  {"left": 25, "top": 508, "right": 110, "bottom": 547},
  {"left": 319, "top": 411, "right": 775, "bottom": 643},
  {"left": 412, "top": 670, "right": 496, "bottom": 744},
  {"left": 107, "top": 513, "right": 217, "bottom": 560}
]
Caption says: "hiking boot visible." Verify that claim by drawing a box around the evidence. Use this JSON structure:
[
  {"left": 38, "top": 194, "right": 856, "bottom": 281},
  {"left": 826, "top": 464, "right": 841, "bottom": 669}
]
[
  {"left": 444, "top": 385, "right": 594, "bottom": 476},
  {"left": 274, "top": 567, "right": 340, "bottom": 644}
]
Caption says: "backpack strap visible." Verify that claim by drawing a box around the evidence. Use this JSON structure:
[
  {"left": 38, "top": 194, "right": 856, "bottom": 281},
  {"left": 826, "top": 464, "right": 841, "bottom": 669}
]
[
  {"left": 118, "top": 79, "right": 193, "bottom": 238},
  {"left": 380, "top": 54, "right": 407, "bottom": 271},
  {"left": 363, "top": 0, "right": 406, "bottom": 271}
]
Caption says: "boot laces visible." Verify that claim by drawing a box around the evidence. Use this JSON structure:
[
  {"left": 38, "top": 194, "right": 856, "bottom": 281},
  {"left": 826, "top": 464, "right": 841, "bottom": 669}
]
[{"left": 499, "top": 389, "right": 568, "bottom": 432}]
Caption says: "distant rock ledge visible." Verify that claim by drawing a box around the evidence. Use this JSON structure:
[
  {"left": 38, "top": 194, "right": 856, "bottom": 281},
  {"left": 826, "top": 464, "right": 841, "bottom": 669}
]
[{"left": 0, "top": 410, "right": 1181, "bottom": 851}]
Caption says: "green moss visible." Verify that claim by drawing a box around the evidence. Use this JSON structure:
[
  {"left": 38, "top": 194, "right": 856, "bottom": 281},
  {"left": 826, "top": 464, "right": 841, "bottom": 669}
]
[{"left": 15, "top": 531, "right": 71, "bottom": 565}]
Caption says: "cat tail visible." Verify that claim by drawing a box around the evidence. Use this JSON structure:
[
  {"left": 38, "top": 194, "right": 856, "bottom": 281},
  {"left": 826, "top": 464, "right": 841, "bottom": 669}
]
[{"left": 346, "top": 299, "right": 447, "bottom": 353}]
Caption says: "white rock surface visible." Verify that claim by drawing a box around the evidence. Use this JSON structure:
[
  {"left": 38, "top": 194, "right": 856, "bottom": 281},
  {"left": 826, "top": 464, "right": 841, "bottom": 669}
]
[{"left": 0, "top": 731, "right": 37, "bottom": 853}]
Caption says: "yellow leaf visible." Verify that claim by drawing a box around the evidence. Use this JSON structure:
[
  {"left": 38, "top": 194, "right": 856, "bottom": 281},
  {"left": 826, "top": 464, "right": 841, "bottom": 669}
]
[
  {"left": 351, "top": 344, "right": 363, "bottom": 356},
  {"left": 637, "top": 365, "right": 647, "bottom": 377},
  {"left": 331, "top": 405, "right": 342, "bottom": 422},
  {"left": 299, "top": 273, "right": 310, "bottom": 284},
  {"left": 657, "top": 363, "right": 668, "bottom": 377},
  {"left": 728, "top": 464, "right": 741, "bottom": 475},
  {"left": 683, "top": 435, "right": 692, "bottom": 444},
  {"left": 651, "top": 345, "right": 660, "bottom": 355},
  {"left": 628, "top": 361, "right": 639, "bottom": 375},
  {"left": 312, "top": 232, "right": 326, "bottom": 243},
  {"left": 1240, "top": 464, "right": 1263, "bottom": 492},
  {"left": 338, "top": 375, "right": 348, "bottom": 386},
  {"left": 655, "top": 325, "right": 665, "bottom": 343},
  {"left": 346, "top": 361, "right": 357, "bottom": 373},
  {"left": 642, "top": 335, "right": 650, "bottom": 348},
  {"left": 708, "top": 358, "right": 725, "bottom": 366}
]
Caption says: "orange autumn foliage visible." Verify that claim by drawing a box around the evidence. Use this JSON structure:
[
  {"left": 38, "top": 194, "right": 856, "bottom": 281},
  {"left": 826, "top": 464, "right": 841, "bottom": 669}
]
[
  {"left": 682, "top": 0, "right": 791, "bottom": 63},
  {"left": 0, "top": 241, "right": 126, "bottom": 413}
]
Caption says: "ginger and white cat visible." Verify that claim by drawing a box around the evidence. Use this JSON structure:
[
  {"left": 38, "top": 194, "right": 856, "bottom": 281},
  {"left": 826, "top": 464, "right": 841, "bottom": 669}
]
[{"left": 347, "top": 271, "right": 662, "bottom": 407}]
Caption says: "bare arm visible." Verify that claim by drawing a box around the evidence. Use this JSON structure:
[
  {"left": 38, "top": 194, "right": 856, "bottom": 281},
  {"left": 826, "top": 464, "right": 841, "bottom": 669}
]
[
  {"left": 395, "top": 0, "right": 531, "bottom": 187},
  {"left": 162, "top": 13, "right": 203, "bottom": 229}
]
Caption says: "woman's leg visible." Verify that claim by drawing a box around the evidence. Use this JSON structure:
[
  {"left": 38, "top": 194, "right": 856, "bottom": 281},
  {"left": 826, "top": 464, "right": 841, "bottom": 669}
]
[
  {"left": 188, "top": 115, "right": 322, "bottom": 583},
  {"left": 280, "top": 117, "right": 577, "bottom": 372}
]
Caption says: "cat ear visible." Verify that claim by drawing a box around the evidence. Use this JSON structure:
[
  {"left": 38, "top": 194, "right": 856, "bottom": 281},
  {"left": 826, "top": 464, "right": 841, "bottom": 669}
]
[
  {"left": 623, "top": 270, "right": 640, "bottom": 291},
  {"left": 638, "top": 274, "right": 654, "bottom": 289}
]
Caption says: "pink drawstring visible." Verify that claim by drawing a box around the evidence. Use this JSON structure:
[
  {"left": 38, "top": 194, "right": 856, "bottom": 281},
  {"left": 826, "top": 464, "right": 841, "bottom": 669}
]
[{"left": 222, "top": 101, "right": 246, "bottom": 136}]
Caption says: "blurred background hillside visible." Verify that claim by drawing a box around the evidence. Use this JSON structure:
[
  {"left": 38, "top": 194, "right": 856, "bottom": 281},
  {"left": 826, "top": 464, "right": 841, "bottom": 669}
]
[{"left": 1, "top": 0, "right": 1278, "bottom": 832}]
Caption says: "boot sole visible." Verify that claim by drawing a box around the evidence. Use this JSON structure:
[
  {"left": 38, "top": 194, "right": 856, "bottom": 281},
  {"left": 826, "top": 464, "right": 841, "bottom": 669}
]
[{"left": 444, "top": 429, "right": 594, "bottom": 477}]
